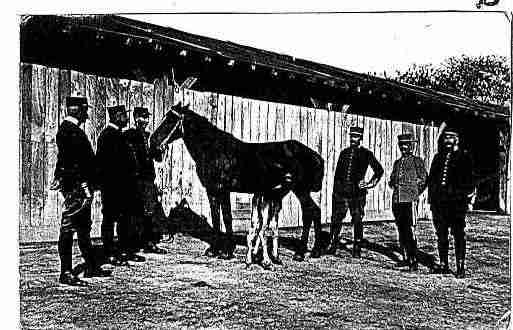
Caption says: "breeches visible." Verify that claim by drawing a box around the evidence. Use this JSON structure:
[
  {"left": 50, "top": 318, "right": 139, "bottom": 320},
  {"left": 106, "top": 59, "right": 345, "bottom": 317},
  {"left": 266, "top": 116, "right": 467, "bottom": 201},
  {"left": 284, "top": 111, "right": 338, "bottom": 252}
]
[
  {"left": 332, "top": 195, "right": 366, "bottom": 224},
  {"left": 60, "top": 188, "right": 92, "bottom": 234},
  {"left": 431, "top": 202, "right": 467, "bottom": 257}
]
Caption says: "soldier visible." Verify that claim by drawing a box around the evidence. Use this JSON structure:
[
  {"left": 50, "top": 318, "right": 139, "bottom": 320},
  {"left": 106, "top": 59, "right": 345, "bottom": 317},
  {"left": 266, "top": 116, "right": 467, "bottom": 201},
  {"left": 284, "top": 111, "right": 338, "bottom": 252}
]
[
  {"left": 327, "top": 126, "right": 384, "bottom": 258},
  {"left": 96, "top": 105, "right": 145, "bottom": 266},
  {"left": 389, "top": 133, "right": 427, "bottom": 271},
  {"left": 124, "top": 107, "right": 167, "bottom": 254},
  {"left": 52, "top": 96, "right": 111, "bottom": 286},
  {"left": 427, "top": 127, "right": 474, "bottom": 278}
]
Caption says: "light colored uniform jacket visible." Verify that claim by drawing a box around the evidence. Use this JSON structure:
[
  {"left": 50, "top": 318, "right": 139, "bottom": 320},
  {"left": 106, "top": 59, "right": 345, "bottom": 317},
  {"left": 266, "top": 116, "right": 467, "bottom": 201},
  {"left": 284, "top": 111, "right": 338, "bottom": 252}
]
[{"left": 389, "top": 154, "right": 428, "bottom": 203}]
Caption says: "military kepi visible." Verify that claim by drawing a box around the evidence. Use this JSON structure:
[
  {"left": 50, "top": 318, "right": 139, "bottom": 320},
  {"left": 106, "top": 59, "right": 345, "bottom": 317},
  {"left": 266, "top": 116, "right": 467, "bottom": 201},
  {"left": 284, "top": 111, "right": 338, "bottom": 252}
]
[
  {"left": 133, "top": 107, "right": 150, "bottom": 118},
  {"left": 107, "top": 105, "right": 128, "bottom": 118},
  {"left": 66, "top": 96, "right": 89, "bottom": 108},
  {"left": 397, "top": 133, "right": 417, "bottom": 144},
  {"left": 443, "top": 127, "right": 459, "bottom": 137},
  {"left": 349, "top": 127, "right": 364, "bottom": 137}
]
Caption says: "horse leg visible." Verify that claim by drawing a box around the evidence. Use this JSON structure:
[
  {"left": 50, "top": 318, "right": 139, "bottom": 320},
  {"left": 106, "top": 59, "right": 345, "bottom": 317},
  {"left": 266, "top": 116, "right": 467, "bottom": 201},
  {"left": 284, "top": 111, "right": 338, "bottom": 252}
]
[
  {"left": 293, "top": 190, "right": 322, "bottom": 261},
  {"left": 206, "top": 194, "right": 221, "bottom": 257},
  {"left": 246, "top": 194, "right": 261, "bottom": 266},
  {"left": 270, "top": 199, "right": 282, "bottom": 265},
  {"left": 220, "top": 192, "right": 235, "bottom": 259}
]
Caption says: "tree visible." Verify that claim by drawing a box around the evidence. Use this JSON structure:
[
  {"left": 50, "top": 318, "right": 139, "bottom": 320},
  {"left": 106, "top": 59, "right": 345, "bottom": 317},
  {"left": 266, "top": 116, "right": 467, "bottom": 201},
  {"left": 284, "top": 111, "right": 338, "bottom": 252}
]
[{"left": 393, "top": 54, "right": 510, "bottom": 107}]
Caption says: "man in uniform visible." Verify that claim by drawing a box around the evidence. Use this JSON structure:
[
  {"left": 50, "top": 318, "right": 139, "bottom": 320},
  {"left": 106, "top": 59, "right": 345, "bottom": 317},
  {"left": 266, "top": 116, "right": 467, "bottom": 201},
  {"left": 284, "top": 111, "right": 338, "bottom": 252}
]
[
  {"left": 52, "top": 96, "right": 111, "bottom": 286},
  {"left": 327, "top": 126, "right": 384, "bottom": 258},
  {"left": 427, "top": 127, "right": 474, "bottom": 278},
  {"left": 389, "top": 133, "right": 427, "bottom": 271},
  {"left": 96, "top": 105, "right": 145, "bottom": 265},
  {"left": 124, "top": 107, "right": 167, "bottom": 254}
]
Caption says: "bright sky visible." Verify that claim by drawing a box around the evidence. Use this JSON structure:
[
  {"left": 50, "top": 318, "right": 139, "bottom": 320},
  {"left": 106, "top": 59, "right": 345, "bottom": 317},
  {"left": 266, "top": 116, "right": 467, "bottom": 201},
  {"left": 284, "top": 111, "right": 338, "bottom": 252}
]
[{"left": 125, "top": 11, "right": 510, "bottom": 75}]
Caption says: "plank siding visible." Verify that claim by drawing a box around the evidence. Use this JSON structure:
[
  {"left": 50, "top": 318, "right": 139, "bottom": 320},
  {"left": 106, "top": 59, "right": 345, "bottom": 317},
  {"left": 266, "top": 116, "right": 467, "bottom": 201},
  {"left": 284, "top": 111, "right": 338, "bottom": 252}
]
[{"left": 19, "top": 64, "right": 441, "bottom": 243}]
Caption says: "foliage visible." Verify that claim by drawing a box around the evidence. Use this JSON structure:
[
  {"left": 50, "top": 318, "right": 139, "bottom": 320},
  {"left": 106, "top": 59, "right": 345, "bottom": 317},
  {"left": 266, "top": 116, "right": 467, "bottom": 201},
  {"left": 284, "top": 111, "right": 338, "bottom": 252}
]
[{"left": 392, "top": 55, "right": 510, "bottom": 107}]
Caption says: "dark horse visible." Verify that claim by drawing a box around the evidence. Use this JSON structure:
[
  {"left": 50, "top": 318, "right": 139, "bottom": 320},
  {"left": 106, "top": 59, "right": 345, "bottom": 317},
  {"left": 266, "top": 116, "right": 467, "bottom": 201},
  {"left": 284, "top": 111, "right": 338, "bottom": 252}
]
[{"left": 149, "top": 103, "right": 324, "bottom": 261}]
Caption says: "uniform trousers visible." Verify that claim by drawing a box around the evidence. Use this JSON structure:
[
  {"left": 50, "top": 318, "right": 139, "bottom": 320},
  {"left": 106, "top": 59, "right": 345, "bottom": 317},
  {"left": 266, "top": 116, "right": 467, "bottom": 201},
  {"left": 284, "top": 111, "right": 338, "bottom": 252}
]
[
  {"left": 392, "top": 202, "right": 417, "bottom": 261},
  {"left": 58, "top": 187, "right": 94, "bottom": 274}
]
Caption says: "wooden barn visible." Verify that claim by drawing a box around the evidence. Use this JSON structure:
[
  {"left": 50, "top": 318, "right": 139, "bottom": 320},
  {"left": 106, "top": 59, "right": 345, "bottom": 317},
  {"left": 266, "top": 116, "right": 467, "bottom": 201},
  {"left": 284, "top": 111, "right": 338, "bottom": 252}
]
[{"left": 19, "top": 15, "right": 510, "bottom": 243}]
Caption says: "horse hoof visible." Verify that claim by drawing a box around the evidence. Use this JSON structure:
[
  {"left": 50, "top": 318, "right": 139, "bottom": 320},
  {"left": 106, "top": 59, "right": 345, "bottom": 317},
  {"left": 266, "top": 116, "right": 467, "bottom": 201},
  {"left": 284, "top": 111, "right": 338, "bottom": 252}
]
[
  {"left": 310, "top": 249, "right": 322, "bottom": 259},
  {"left": 292, "top": 253, "right": 305, "bottom": 262},
  {"left": 218, "top": 252, "right": 235, "bottom": 260},
  {"left": 272, "top": 258, "right": 283, "bottom": 265},
  {"left": 261, "top": 262, "right": 273, "bottom": 270},
  {"left": 204, "top": 248, "right": 218, "bottom": 257}
]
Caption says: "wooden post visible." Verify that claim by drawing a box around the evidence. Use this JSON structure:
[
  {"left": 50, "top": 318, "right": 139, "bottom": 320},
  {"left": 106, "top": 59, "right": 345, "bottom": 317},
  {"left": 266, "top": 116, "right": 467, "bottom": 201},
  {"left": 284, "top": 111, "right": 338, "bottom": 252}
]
[
  {"left": 508, "top": 14, "right": 513, "bottom": 215},
  {"left": 20, "top": 64, "right": 32, "bottom": 229}
]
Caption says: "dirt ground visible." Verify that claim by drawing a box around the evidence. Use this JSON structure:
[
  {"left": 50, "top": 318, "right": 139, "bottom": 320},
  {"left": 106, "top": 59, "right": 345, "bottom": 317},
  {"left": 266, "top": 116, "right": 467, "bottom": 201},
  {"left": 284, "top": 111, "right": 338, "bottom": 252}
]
[{"left": 20, "top": 213, "right": 510, "bottom": 329}]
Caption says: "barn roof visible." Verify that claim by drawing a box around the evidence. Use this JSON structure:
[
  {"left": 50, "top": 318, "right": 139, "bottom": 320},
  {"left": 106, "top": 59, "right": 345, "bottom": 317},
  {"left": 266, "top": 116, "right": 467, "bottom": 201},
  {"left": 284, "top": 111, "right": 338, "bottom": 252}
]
[{"left": 20, "top": 14, "right": 509, "bottom": 125}]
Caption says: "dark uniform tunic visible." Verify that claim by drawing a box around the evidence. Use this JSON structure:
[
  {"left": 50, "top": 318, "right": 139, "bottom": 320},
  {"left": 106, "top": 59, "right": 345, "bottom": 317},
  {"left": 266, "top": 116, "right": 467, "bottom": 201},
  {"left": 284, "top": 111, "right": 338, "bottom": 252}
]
[
  {"left": 54, "top": 117, "right": 95, "bottom": 274},
  {"left": 427, "top": 149, "right": 474, "bottom": 265},
  {"left": 330, "top": 146, "right": 384, "bottom": 249},
  {"left": 124, "top": 128, "right": 164, "bottom": 248},
  {"left": 389, "top": 154, "right": 427, "bottom": 263},
  {"left": 96, "top": 124, "right": 138, "bottom": 256},
  {"left": 332, "top": 146, "right": 384, "bottom": 222}
]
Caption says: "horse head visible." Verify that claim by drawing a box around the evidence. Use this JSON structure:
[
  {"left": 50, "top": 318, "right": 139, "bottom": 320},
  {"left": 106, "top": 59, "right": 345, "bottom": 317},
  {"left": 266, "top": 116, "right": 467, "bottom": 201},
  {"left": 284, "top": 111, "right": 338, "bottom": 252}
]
[{"left": 149, "top": 102, "right": 189, "bottom": 160}]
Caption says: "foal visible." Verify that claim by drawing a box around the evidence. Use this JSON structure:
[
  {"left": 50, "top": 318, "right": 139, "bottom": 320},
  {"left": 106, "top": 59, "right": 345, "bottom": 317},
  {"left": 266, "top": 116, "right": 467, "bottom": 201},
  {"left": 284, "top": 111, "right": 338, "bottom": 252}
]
[{"left": 246, "top": 174, "right": 292, "bottom": 269}]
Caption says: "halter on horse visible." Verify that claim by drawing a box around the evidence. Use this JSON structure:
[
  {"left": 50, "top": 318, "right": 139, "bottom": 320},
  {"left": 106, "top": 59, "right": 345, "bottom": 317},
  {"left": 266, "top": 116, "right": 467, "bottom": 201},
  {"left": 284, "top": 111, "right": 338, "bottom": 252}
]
[{"left": 150, "top": 102, "right": 324, "bottom": 261}]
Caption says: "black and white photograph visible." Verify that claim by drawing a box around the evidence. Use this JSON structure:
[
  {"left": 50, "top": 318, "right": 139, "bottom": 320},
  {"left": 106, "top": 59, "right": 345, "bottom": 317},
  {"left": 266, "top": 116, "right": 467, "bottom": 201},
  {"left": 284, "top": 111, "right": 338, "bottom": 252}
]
[{"left": 15, "top": 1, "right": 512, "bottom": 328}]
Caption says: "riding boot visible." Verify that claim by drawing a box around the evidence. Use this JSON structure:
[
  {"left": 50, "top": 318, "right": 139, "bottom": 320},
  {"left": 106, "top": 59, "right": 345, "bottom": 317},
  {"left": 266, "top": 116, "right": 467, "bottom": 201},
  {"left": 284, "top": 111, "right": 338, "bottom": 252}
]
[
  {"left": 395, "top": 247, "right": 409, "bottom": 267},
  {"left": 58, "top": 231, "right": 74, "bottom": 276},
  {"left": 352, "top": 221, "right": 363, "bottom": 258},
  {"left": 293, "top": 242, "right": 306, "bottom": 261},
  {"left": 310, "top": 224, "right": 323, "bottom": 258},
  {"left": 432, "top": 249, "right": 450, "bottom": 274},
  {"left": 455, "top": 258, "right": 465, "bottom": 279},
  {"left": 327, "top": 220, "right": 342, "bottom": 255},
  {"left": 408, "top": 254, "right": 418, "bottom": 271},
  {"left": 455, "top": 236, "right": 466, "bottom": 279}
]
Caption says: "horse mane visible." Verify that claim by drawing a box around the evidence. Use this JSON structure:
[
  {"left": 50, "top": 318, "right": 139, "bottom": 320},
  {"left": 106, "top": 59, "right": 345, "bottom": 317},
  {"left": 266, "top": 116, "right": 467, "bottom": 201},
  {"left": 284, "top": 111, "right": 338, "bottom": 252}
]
[{"left": 184, "top": 109, "right": 244, "bottom": 147}]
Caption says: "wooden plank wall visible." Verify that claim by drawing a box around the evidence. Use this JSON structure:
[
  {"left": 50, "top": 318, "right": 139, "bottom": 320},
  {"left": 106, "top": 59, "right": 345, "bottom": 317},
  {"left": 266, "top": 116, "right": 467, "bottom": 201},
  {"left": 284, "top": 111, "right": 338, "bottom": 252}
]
[{"left": 19, "top": 64, "right": 439, "bottom": 242}]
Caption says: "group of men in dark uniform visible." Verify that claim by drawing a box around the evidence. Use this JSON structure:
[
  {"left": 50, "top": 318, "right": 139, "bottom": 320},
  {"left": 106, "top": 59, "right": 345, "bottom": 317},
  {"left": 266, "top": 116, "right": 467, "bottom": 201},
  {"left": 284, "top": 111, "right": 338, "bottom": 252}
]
[
  {"left": 52, "top": 97, "right": 166, "bottom": 286},
  {"left": 326, "top": 125, "right": 474, "bottom": 279},
  {"left": 53, "top": 95, "right": 474, "bottom": 285}
]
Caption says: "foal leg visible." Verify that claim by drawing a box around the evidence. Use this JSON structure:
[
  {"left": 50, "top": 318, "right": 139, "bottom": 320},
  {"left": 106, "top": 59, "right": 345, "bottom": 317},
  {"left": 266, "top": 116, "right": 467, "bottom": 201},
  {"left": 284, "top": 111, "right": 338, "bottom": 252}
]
[
  {"left": 259, "top": 199, "right": 273, "bottom": 270},
  {"left": 246, "top": 194, "right": 261, "bottom": 266},
  {"left": 270, "top": 199, "right": 283, "bottom": 265}
]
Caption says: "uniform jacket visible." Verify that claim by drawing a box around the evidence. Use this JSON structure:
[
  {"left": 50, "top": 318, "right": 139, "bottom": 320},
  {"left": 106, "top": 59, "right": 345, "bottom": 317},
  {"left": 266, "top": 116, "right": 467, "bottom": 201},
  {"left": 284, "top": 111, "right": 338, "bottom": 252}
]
[
  {"left": 124, "top": 128, "right": 156, "bottom": 181},
  {"left": 54, "top": 119, "right": 95, "bottom": 191},
  {"left": 96, "top": 125, "right": 137, "bottom": 195},
  {"left": 427, "top": 149, "right": 474, "bottom": 204},
  {"left": 389, "top": 154, "right": 427, "bottom": 203},
  {"left": 333, "top": 146, "right": 384, "bottom": 198}
]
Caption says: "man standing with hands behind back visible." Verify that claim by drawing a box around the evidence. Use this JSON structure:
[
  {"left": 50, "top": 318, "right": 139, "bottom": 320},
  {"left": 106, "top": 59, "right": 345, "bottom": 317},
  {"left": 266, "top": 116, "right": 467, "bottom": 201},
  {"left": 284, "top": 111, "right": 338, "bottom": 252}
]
[
  {"left": 96, "top": 105, "right": 144, "bottom": 266},
  {"left": 389, "top": 133, "right": 427, "bottom": 271}
]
